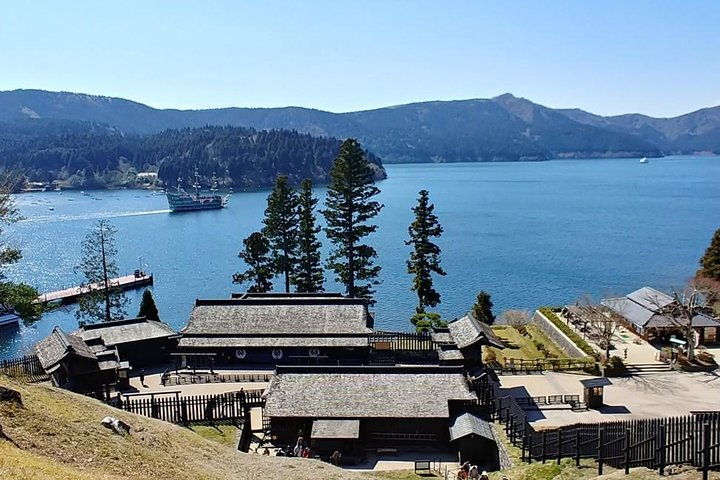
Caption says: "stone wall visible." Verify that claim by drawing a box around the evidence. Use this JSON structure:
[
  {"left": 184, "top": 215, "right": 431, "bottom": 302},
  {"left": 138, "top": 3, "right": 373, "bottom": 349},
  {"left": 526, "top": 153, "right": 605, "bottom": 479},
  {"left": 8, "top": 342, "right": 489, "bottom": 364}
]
[{"left": 531, "top": 310, "right": 586, "bottom": 358}]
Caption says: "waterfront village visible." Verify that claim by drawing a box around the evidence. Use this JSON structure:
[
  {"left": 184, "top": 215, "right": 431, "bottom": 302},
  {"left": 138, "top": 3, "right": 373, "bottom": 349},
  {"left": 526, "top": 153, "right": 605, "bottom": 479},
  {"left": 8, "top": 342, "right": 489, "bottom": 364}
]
[{"left": 4, "top": 285, "right": 720, "bottom": 478}]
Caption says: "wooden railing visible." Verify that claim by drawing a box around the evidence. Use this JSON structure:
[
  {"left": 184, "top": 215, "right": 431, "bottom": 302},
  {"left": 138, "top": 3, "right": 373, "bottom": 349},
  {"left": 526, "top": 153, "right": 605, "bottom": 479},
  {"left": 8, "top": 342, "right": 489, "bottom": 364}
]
[
  {"left": 369, "top": 331, "right": 435, "bottom": 351},
  {"left": 0, "top": 355, "right": 49, "bottom": 382}
]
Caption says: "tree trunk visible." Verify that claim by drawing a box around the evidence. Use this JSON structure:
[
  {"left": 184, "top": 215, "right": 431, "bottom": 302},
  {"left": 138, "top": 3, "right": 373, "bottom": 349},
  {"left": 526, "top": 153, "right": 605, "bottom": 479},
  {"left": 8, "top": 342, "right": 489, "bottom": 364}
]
[{"left": 100, "top": 229, "right": 111, "bottom": 322}]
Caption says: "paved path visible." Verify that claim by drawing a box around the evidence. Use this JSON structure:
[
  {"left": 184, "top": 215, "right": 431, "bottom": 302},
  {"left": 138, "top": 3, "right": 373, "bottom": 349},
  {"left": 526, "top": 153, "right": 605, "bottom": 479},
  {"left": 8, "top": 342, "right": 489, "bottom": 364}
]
[{"left": 500, "top": 371, "right": 720, "bottom": 428}]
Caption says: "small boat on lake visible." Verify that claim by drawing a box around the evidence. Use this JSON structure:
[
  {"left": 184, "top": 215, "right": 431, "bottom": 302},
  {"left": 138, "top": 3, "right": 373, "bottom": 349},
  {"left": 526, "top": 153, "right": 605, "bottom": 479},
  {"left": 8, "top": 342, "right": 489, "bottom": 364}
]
[
  {"left": 166, "top": 169, "right": 229, "bottom": 212},
  {"left": 639, "top": 157, "right": 648, "bottom": 164}
]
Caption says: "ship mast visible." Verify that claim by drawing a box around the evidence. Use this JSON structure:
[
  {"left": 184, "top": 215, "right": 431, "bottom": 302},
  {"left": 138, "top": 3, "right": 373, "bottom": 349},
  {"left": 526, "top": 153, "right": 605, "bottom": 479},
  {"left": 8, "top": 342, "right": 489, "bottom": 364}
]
[{"left": 193, "top": 167, "right": 201, "bottom": 196}]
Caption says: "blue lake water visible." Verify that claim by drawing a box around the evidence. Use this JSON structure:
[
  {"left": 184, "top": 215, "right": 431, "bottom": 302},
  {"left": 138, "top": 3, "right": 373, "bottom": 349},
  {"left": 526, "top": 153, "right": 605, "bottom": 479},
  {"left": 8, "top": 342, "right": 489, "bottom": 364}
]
[{"left": 1, "top": 156, "right": 719, "bottom": 359}]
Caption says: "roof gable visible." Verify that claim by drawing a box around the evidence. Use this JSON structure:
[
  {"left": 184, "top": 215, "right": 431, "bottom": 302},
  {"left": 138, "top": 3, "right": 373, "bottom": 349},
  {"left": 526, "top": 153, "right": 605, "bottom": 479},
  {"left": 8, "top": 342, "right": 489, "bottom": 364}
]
[
  {"left": 76, "top": 317, "right": 176, "bottom": 346},
  {"left": 447, "top": 314, "right": 504, "bottom": 349},
  {"left": 34, "top": 327, "right": 96, "bottom": 369}
]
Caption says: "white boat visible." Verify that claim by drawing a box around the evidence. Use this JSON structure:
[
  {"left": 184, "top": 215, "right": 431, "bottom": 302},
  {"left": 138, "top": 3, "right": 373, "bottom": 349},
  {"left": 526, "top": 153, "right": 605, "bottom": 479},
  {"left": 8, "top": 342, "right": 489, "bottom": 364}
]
[{"left": 639, "top": 157, "right": 648, "bottom": 164}]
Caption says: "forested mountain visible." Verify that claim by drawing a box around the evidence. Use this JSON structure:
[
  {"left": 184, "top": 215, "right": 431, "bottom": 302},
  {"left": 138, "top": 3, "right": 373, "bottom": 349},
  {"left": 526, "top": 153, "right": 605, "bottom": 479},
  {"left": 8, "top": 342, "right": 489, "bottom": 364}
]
[
  {"left": 0, "top": 121, "right": 385, "bottom": 189},
  {"left": 1, "top": 89, "right": 719, "bottom": 167},
  {"left": 559, "top": 105, "right": 720, "bottom": 154}
]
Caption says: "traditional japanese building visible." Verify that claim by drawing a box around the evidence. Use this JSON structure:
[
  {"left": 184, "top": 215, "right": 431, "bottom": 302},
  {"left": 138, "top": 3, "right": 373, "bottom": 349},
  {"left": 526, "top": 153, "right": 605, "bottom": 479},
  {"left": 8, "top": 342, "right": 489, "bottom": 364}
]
[
  {"left": 75, "top": 316, "right": 178, "bottom": 367},
  {"left": 263, "top": 364, "right": 484, "bottom": 462},
  {"left": 34, "top": 326, "right": 124, "bottom": 395},
  {"left": 177, "top": 293, "right": 374, "bottom": 367}
]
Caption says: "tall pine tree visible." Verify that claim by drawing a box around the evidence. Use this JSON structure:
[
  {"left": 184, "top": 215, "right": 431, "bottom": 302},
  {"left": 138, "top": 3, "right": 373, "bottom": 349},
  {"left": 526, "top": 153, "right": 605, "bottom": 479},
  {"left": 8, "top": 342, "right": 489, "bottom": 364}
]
[
  {"left": 75, "top": 220, "right": 129, "bottom": 326},
  {"left": 472, "top": 290, "right": 496, "bottom": 325},
  {"left": 262, "top": 175, "right": 299, "bottom": 292},
  {"left": 323, "top": 139, "right": 383, "bottom": 303},
  {"left": 293, "top": 178, "right": 324, "bottom": 292},
  {"left": 406, "top": 189, "right": 446, "bottom": 314},
  {"left": 700, "top": 227, "right": 720, "bottom": 280},
  {"left": 233, "top": 232, "right": 274, "bottom": 293}
]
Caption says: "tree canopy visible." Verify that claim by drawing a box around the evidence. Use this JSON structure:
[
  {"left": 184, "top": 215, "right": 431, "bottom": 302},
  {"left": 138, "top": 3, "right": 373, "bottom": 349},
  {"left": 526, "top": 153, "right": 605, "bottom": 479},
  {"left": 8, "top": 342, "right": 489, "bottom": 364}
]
[
  {"left": 138, "top": 288, "right": 160, "bottom": 321},
  {"left": 0, "top": 176, "right": 42, "bottom": 323},
  {"left": 75, "top": 220, "right": 129, "bottom": 326},
  {"left": 472, "top": 291, "right": 496, "bottom": 325},
  {"left": 262, "top": 175, "right": 299, "bottom": 293},
  {"left": 700, "top": 227, "right": 720, "bottom": 281},
  {"left": 293, "top": 178, "right": 324, "bottom": 293},
  {"left": 406, "top": 189, "right": 446, "bottom": 314},
  {"left": 323, "top": 139, "right": 384, "bottom": 304},
  {"left": 233, "top": 232, "right": 274, "bottom": 293}
]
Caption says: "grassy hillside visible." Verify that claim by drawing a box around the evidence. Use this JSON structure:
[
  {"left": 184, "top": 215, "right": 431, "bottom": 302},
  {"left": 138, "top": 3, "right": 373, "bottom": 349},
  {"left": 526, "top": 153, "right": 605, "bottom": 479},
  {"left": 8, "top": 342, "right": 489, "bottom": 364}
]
[{"left": 0, "top": 375, "right": 375, "bottom": 480}]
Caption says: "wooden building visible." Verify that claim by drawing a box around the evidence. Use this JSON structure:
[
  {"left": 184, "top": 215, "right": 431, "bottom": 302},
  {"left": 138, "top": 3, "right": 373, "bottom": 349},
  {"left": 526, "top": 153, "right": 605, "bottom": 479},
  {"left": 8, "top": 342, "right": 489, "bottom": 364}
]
[
  {"left": 263, "top": 365, "right": 481, "bottom": 461},
  {"left": 449, "top": 411, "right": 500, "bottom": 471},
  {"left": 435, "top": 314, "right": 505, "bottom": 368},
  {"left": 34, "top": 326, "right": 125, "bottom": 396},
  {"left": 75, "top": 316, "right": 178, "bottom": 367},
  {"left": 177, "top": 293, "right": 374, "bottom": 367},
  {"left": 602, "top": 286, "right": 720, "bottom": 344}
]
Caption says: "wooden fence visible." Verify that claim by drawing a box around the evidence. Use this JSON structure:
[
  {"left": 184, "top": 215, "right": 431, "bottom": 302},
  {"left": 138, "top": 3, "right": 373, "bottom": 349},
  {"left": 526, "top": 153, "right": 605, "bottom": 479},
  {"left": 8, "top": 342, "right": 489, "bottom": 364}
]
[
  {"left": 496, "top": 357, "right": 593, "bottom": 374},
  {"left": 161, "top": 371, "right": 272, "bottom": 386},
  {"left": 369, "top": 331, "right": 434, "bottom": 351},
  {"left": 116, "top": 389, "right": 265, "bottom": 425},
  {"left": 474, "top": 374, "right": 720, "bottom": 477},
  {"left": 0, "top": 354, "right": 49, "bottom": 382}
]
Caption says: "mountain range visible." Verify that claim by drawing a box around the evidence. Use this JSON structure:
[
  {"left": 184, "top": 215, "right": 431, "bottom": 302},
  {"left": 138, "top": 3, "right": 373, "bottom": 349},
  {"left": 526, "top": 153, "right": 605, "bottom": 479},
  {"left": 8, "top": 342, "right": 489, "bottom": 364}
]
[{"left": 1, "top": 89, "right": 720, "bottom": 163}]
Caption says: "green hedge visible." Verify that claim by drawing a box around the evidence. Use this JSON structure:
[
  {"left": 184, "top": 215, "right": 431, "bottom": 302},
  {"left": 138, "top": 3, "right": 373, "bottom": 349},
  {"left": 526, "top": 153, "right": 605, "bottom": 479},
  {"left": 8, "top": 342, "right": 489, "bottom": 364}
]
[{"left": 538, "top": 307, "right": 596, "bottom": 357}]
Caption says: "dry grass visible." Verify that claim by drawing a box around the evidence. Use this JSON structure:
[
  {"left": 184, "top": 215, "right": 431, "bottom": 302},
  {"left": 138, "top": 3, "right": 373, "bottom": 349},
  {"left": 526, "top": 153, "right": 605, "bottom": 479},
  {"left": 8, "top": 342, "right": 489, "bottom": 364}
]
[
  {"left": 488, "top": 325, "right": 566, "bottom": 363},
  {"left": 0, "top": 375, "right": 377, "bottom": 480},
  {"left": 186, "top": 424, "right": 239, "bottom": 448}
]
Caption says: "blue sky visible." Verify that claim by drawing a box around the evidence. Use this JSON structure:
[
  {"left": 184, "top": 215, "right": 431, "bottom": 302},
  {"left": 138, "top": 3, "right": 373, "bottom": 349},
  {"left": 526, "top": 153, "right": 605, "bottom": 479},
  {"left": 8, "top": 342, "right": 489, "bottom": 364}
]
[{"left": 1, "top": 1, "right": 718, "bottom": 117}]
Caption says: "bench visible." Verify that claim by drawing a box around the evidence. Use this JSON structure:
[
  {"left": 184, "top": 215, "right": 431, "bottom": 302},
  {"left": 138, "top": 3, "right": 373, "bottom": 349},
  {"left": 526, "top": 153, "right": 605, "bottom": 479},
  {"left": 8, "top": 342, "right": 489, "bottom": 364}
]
[
  {"left": 377, "top": 448, "right": 398, "bottom": 456},
  {"left": 414, "top": 460, "right": 431, "bottom": 474}
]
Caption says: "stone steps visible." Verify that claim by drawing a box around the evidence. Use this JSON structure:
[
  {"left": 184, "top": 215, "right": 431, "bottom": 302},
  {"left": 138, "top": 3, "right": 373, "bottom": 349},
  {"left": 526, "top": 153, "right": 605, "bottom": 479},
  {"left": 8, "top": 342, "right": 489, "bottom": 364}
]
[{"left": 625, "top": 362, "right": 671, "bottom": 375}]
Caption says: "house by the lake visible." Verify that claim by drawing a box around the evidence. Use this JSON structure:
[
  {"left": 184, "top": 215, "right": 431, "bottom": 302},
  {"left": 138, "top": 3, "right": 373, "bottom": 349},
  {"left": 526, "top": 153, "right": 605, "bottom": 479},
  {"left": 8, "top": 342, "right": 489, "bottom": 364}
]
[
  {"left": 602, "top": 286, "right": 720, "bottom": 344},
  {"left": 263, "top": 364, "right": 499, "bottom": 469},
  {"left": 176, "top": 293, "right": 374, "bottom": 367}
]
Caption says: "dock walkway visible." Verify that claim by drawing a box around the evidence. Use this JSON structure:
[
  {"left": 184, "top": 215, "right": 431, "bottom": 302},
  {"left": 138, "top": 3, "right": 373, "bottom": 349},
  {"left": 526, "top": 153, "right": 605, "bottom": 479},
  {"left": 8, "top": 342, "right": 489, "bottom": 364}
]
[{"left": 36, "top": 273, "right": 153, "bottom": 304}]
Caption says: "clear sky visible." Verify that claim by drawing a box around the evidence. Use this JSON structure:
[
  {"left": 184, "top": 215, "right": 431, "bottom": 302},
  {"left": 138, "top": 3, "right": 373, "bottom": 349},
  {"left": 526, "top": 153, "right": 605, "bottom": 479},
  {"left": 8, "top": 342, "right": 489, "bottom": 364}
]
[{"left": 1, "top": 0, "right": 718, "bottom": 117}]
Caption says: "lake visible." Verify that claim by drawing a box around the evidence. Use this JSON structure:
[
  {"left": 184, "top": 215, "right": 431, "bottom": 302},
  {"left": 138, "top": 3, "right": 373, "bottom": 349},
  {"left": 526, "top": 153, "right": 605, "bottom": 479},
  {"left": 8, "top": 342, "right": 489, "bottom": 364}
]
[{"left": 1, "top": 156, "right": 719, "bottom": 359}]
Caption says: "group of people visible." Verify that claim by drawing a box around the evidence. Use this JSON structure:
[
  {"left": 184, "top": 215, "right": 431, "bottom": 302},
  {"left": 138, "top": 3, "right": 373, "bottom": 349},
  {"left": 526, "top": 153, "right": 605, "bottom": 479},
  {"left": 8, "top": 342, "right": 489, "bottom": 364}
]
[
  {"left": 274, "top": 436, "right": 312, "bottom": 458},
  {"left": 458, "top": 462, "right": 490, "bottom": 479}
]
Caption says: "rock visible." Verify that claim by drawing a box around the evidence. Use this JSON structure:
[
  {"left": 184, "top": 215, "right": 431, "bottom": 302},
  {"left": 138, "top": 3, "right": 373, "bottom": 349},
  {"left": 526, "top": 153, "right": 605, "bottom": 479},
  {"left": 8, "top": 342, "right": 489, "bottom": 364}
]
[{"left": 0, "top": 386, "right": 22, "bottom": 406}]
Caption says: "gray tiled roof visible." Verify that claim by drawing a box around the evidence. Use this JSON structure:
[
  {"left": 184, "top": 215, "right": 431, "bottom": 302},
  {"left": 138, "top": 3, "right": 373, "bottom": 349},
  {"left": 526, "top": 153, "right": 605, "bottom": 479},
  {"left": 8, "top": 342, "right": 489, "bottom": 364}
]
[
  {"left": 182, "top": 302, "right": 372, "bottom": 336},
  {"left": 264, "top": 366, "right": 476, "bottom": 419},
  {"left": 311, "top": 419, "right": 360, "bottom": 439},
  {"left": 627, "top": 287, "right": 674, "bottom": 311},
  {"left": 431, "top": 330, "right": 453, "bottom": 344},
  {"left": 602, "top": 287, "right": 720, "bottom": 330},
  {"left": 34, "top": 327, "right": 96, "bottom": 369},
  {"left": 178, "top": 335, "right": 369, "bottom": 348},
  {"left": 437, "top": 347, "right": 464, "bottom": 361},
  {"left": 449, "top": 412, "right": 495, "bottom": 442},
  {"left": 448, "top": 314, "right": 504, "bottom": 349},
  {"left": 602, "top": 297, "right": 655, "bottom": 328},
  {"left": 76, "top": 317, "right": 176, "bottom": 346}
]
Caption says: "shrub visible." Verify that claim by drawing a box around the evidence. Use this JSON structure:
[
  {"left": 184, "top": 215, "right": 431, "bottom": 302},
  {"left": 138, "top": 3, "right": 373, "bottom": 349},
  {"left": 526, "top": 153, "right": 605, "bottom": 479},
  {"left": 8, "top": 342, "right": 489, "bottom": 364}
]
[
  {"left": 483, "top": 349, "right": 498, "bottom": 364},
  {"left": 538, "top": 307, "right": 596, "bottom": 357},
  {"left": 697, "top": 351, "right": 717, "bottom": 365},
  {"left": 532, "top": 340, "right": 545, "bottom": 352}
]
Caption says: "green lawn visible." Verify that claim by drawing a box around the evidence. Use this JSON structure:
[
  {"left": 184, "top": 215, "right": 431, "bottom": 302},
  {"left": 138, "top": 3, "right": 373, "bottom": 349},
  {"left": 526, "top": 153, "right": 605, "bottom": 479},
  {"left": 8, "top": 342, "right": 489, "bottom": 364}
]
[
  {"left": 187, "top": 424, "right": 239, "bottom": 448},
  {"left": 488, "top": 325, "right": 567, "bottom": 363}
]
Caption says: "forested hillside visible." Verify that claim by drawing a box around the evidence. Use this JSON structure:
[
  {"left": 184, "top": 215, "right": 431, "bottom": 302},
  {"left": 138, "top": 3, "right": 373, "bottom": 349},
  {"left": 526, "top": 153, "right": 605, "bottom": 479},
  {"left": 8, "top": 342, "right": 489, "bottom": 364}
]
[{"left": 0, "top": 120, "right": 385, "bottom": 190}]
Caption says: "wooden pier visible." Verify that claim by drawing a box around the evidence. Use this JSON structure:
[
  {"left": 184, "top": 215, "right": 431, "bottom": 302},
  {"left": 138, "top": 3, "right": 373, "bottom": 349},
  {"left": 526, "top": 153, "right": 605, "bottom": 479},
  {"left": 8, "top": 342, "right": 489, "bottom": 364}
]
[{"left": 36, "top": 273, "right": 153, "bottom": 305}]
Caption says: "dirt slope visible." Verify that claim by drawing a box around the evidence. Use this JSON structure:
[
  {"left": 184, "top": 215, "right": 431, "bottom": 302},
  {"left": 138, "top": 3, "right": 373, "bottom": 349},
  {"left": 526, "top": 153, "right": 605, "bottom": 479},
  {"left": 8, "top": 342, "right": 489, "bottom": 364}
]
[{"left": 0, "top": 375, "right": 376, "bottom": 480}]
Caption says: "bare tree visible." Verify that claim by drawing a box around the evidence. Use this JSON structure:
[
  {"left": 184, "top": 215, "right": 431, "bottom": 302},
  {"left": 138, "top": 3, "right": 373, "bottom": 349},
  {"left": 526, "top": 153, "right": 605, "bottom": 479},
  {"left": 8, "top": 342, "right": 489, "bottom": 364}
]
[
  {"left": 501, "top": 309, "right": 531, "bottom": 331},
  {"left": 575, "top": 295, "right": 621, "bottom": 360},
  {"left": 645, "top": 284, "right": 711, "bottom": 362}
]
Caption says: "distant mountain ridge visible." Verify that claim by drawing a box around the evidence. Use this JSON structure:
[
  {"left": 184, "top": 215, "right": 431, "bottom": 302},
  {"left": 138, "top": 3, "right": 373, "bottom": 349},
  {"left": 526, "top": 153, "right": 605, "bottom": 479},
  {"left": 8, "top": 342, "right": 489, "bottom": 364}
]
[{"left": 1, "top": 89, "right": 719, "bottom": 162}]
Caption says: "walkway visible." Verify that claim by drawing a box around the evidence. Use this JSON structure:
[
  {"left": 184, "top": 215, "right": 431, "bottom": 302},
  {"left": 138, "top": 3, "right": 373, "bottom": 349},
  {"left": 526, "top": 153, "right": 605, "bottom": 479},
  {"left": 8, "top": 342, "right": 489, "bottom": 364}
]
[{"left": 500, "top": 371, "right": 720, "bottom": 428}]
